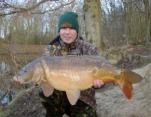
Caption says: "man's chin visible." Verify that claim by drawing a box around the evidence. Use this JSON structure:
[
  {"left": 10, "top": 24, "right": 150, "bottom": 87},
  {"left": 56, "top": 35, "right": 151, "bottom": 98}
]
[{"left": 64, "top": 40, "right": 73, "bottom": 44}]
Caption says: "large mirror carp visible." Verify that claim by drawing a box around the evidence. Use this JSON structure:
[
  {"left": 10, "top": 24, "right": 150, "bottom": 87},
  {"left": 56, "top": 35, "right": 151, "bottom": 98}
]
[{"left": 13, "top": 55, "right": 143, "bottom": 105}]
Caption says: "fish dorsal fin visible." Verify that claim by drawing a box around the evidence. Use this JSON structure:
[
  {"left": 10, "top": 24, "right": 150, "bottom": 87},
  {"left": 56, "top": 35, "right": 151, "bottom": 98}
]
[
  {"left": 40, "top": 81, "right": 54, "bottom": 97},
  {"left": 66, "top": 90, "right": 80, "bottom": 105}
]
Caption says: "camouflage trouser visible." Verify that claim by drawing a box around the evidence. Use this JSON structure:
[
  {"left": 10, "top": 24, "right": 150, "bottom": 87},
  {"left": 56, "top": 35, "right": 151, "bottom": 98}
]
[{"left": 39, "top": 90, "right": 97, "bottom": 117}]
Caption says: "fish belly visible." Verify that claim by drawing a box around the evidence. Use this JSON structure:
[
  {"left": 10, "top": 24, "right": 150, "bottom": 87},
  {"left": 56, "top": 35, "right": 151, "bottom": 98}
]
[{"left": 46, "top": 70, "right": 93, "bottom": 91}]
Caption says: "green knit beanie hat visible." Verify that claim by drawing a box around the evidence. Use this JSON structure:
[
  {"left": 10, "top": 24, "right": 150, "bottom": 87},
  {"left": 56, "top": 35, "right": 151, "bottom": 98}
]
[{"left": 58, "top": 11, "right": 79, "bottom": 32}]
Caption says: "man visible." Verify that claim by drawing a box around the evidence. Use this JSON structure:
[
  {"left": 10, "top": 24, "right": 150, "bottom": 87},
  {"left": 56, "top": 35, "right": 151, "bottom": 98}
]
[{"left": 39, "top": 11, "right": 104, "bottom": 117}]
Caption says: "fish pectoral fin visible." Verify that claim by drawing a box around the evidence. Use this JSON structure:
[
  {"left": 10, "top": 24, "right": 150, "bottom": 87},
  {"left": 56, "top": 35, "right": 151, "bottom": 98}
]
[
  {"left": 40, "top": 82, "right": 54, "bottom": 97},
  {"left": 66, "top": 90, "right": 80, "bottom": 105}
]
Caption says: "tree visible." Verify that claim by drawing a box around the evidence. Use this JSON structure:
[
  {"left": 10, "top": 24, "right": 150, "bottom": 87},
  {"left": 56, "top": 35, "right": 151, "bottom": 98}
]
[
  {"left": 143, "top": 0, "right": 151, "bottom": 43},
  {"left": 0, "top": 0, "right": 76, "bottom": 44},
  {"left": 83, "top": 0, "right": 103, "bottom": 49}
]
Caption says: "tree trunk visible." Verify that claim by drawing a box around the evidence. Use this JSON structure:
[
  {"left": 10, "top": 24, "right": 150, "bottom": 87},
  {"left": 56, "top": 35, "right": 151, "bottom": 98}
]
[
  {"left": 83, "top": 0, "right": 103, "bottom": 49},
  {"left": 143, "top": 0, "right": 151, "bottom": 43}
]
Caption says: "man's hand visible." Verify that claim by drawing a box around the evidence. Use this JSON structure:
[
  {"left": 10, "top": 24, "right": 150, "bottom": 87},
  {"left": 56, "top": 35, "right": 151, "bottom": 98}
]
[{"left": 93, "top": 80, "right": 104, "bottom": 88}]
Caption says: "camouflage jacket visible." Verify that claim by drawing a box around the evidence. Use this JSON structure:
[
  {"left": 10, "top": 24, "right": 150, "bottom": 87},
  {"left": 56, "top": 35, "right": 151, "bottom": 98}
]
[{"left": 45, "top": 35, "right": 99, "bottom": 108}]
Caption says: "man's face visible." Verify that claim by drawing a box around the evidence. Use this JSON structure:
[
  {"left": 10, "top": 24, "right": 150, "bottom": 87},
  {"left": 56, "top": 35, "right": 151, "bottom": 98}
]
[{"left": 59, "top": 27, "right": 78, "bottom": 44}]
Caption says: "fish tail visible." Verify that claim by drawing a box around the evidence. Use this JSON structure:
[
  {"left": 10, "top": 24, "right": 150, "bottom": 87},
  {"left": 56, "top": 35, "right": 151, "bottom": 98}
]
[
  {"left": 118, "top": 78, "right": 133, "bottom": 99},
  {"left": 117, "top": 69, "right": 142, "bottom": 99},
  {"left": 93, "top": 68, "right": 142, "bottom": 99}
]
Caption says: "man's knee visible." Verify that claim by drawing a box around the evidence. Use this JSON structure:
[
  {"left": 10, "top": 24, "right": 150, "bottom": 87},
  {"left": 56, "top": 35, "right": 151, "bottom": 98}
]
[
  {"left": 71, "top": 101, "right": 97, "bottom": 117},
  {"left": 39, "top": 91, "right": 66, "bottom": 117}
]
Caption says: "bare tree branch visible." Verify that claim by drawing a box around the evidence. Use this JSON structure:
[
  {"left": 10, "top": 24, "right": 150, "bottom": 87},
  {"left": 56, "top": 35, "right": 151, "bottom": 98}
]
[
  {"left": 122, "top": 0, "right": 145, "bottom": 13},
  {"left": 0, "top": 0, "right": 61, "bottom": 17},
  {"left": 32, "top": 0, "right": 75, "bottom": 14}
]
